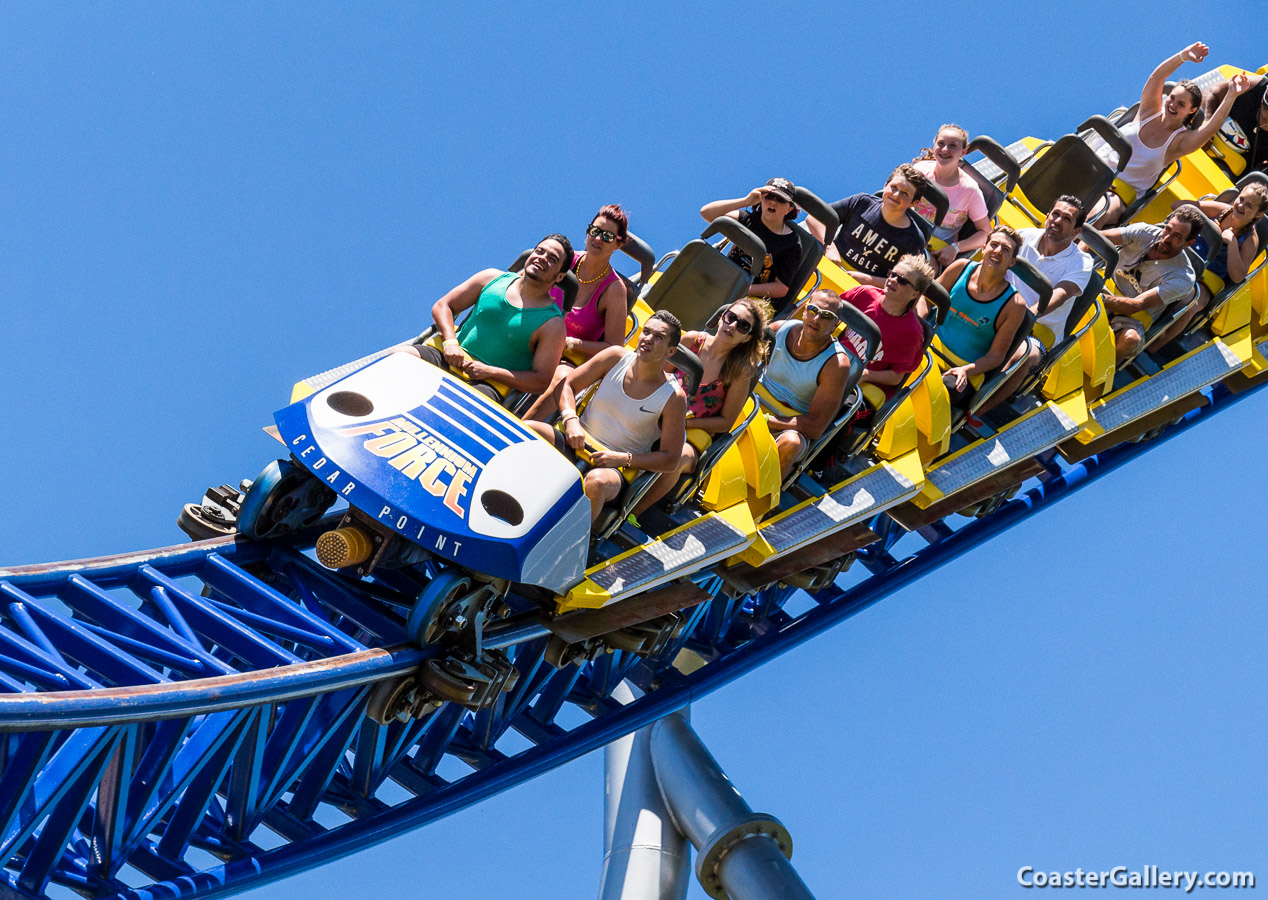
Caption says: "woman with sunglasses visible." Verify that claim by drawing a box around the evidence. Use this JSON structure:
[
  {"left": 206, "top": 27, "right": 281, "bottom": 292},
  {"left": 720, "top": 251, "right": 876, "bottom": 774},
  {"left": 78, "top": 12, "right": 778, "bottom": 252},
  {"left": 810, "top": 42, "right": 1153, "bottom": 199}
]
[
  {"left": 525, "top": 205, "right": 631, "bottom": 418},
  {"left": 631, "top": 297, "right": 772, "bottom": 520},
  {"left": 1158, "top": 181, "right": 1268, "bottom": 344},
  {"left": 561, "top": 204, "right": 631, "bottom": 358}
]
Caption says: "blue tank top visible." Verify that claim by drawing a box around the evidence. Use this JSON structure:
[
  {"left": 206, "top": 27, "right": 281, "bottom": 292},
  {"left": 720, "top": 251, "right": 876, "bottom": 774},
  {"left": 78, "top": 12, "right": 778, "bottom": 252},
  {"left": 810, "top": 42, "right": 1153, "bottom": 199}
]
[
  {"left": 939, "top": 263, "right": 1015, "bottom": 363},
  {"left": 759, "top": 320, "right": 846, "bottom": 414}
]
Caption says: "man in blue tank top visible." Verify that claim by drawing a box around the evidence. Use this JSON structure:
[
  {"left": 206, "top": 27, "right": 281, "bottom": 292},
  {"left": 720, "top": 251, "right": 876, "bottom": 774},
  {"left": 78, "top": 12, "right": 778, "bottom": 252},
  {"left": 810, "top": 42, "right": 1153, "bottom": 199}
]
[{"left": 756, "top": 289, "right": 850, "bottom": 477}]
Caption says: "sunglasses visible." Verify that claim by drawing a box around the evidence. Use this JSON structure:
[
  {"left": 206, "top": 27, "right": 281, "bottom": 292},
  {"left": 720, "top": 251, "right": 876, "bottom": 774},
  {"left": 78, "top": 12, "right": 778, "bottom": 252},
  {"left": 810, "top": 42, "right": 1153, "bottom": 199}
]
[
  {"left": 889, "top": 272, "right": 915, "bottom": 288},
  {"left": 721, "top": 309, "right": 754, "bottom": 335},
  {"left": 587, "top": 225, "right": 620, "bottom": 244},
  {"left": 805, "top": 303, "right": 839, "bottom": 322}
]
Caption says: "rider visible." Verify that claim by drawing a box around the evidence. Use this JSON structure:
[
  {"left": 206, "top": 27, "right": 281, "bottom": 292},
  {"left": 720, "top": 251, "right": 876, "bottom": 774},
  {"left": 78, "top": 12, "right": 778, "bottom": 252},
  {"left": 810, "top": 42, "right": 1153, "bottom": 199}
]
[
  {"left": 806, "top": 164, "right": 931, "bottom": 287},
  {"left": 839, "top": 254, "right": 935, "bottom": 405},
  {"left": 526, "top": 311, "right": 688, "bottom": 523},
  {"left": 632, "top": 298, "right": 772, "bottom": 518},
  {"left": 757, "top": 289, "right": 851, "bottom": 477},
  {"left": 1100, "top": 206, "right": 1202, "bottom": 364},
  {"left": 525, "top": 206, "right": 632, "bottom": 419},
  {"left": 920, "top": 226, "right": 1029, "bottom": 408},
  {"left": 1094, "top": 43, "right": 1250, "bottom": 226},
  {"left": 912, "top": 124, "right": 992, "bottom": 268},
  {"left": 1157, "top": 184, "right": 1267, "bottom": 344},
  {"left": 999, "top": 196, "right": 1096, "bottom": 392},
  {"left": 401, "top": 235, "right": 572, "bottom": 402},
  {"left": 700, "top": 178, "right": 805, "bottom": 309}
]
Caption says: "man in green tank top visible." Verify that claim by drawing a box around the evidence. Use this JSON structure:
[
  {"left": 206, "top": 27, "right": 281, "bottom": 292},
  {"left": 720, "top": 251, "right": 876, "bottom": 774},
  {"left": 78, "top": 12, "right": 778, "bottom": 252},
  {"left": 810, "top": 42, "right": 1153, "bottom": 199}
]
[{"left": 400, "top": 234, "right": 572, "bottom": 402}]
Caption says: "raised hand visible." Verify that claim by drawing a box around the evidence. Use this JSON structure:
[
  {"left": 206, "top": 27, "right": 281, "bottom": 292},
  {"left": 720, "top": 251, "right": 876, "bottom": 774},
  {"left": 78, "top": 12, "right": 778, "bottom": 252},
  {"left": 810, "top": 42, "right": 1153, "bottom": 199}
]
[{"left": 1180, "top": 42, "right": 1209, "bottom": 64}]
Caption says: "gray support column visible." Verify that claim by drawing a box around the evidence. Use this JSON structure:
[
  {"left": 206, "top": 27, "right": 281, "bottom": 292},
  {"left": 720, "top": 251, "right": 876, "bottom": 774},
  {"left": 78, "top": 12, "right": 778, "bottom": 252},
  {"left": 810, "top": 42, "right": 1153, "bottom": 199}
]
[
  {"left": 650, "top": 713, "right": 816, "bottom": 900},
  {"left": 598, "top": 682, "right": 691, "bottom": 900}
]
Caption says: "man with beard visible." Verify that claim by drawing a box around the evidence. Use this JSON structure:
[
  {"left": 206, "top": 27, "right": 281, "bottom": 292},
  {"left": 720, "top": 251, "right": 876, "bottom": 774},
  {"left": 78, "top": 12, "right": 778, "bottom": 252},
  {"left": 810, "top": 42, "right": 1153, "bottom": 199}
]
[
  {"left": 401, "top": 234, "right": 573, "bottom": 402},
  {"left": 1101, "top": 207, "right": 1202, "bottom": 364}
]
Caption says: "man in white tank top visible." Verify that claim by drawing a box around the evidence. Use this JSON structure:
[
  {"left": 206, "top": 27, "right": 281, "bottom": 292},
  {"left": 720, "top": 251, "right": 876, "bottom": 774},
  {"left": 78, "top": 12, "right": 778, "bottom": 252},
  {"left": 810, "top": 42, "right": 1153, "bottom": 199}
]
[{"left": 527, "top": 311, "right": 688, "bottom": 523}]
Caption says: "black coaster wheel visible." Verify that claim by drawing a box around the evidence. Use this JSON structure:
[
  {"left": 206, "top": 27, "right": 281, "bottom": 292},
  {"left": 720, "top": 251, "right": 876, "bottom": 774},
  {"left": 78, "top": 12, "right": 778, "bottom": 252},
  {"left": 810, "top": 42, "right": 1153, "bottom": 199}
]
[
  {"left": 420, "top": 657, "right": 489, "bottom": 706},
  {"left": 177, "top": 503, "right": 237, "bottom": 540},
  {"left": 238, "top": 459, "right": 336, "bottom": 540}
]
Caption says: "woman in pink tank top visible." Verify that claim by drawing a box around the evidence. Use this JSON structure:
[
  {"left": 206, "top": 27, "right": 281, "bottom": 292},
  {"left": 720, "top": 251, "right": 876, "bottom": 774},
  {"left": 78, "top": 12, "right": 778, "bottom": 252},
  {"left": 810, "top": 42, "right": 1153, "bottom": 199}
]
[
  {"left": 1096, "top": 42, "right": 1250, "bottom": 226},
  {"left": 525, "top": 205, "right": 633, "bottom": 419}
]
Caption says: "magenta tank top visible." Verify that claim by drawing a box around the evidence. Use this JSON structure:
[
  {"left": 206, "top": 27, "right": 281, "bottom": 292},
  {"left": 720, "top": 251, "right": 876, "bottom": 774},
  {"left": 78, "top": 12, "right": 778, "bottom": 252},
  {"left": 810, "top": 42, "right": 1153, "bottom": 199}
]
[{"left": 556, "top": 254, "right": 621, "bottom": 342}]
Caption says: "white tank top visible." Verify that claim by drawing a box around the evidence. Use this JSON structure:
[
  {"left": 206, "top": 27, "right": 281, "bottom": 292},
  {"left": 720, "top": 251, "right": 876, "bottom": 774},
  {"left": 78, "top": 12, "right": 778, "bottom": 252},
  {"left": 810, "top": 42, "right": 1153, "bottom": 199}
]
[
  {"left": 582, "top": 351, "right": 676, "bottom": 454},
  {"left": 1117, "top": 111, "right": 1184, "bottom": 192}
]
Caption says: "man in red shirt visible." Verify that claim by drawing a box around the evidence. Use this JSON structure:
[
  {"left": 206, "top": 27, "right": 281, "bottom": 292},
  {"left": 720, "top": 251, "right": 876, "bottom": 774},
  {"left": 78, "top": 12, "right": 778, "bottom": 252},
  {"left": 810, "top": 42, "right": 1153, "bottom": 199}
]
[{"left": 838, "top": 254, "right": 935, "bottom": 407}]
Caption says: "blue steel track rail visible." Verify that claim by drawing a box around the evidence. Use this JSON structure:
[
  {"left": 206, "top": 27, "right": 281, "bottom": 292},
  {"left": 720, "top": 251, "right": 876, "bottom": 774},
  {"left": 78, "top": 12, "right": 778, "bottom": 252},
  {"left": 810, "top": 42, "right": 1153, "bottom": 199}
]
[{"left": 0, "top": 380, "right": 1260, "bottom": 900}]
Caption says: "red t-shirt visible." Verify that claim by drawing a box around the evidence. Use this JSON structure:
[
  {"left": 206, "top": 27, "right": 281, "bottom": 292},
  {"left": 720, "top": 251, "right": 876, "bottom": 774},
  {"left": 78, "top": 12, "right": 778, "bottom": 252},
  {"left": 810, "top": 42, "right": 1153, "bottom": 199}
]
[{"left": 838, "top": 286, "right": 925, "bottom": 398}]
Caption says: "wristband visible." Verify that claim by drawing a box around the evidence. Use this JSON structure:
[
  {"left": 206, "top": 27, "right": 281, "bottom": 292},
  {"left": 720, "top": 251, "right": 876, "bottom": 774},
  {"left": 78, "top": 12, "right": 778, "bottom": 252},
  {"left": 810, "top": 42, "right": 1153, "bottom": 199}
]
[
  {"left": 626, "top": 452, "right": 634, "bottom": 467},
  {"left": 950, "top": 242, "right": 960, "bottom": 254},
  {"left": 443, "top": 339, "right": 459, "bottom": 348},
  {"left": 561, "top": 411, "right": 578, "bottom": 423}
]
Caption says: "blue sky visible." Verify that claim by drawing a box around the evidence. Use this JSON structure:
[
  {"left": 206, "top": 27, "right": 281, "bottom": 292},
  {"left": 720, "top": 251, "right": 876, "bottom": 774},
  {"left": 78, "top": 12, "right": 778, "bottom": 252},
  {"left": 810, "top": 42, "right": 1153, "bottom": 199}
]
[{"left": 1, "top": 4, "right": 1264, "bottom": 897}]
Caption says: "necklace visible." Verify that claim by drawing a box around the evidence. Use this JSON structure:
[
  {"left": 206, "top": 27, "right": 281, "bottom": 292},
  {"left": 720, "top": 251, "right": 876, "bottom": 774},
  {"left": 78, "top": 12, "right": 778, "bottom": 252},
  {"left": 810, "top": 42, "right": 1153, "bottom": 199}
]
[{"left": 578, "top": 263, "right": 611, "bottom": 285}]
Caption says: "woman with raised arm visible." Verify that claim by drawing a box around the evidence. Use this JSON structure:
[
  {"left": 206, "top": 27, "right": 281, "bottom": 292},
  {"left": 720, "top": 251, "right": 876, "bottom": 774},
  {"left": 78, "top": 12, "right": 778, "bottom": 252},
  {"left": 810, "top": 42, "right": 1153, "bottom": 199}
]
[
  {"left": 523, "top": 205, "right": 632, "bottom": 418},
  {"left": 1158, "top": 182, "right": 1268, "bottom": 343},
  {"left": 912, "top": 124, "right": 992, "bottom": 269},
  {"left": 630, "top": 297, "right": 772, "bottom": 521},
  {"left": 1096, "top": 42, "right": 1250, "bottom": 226}
]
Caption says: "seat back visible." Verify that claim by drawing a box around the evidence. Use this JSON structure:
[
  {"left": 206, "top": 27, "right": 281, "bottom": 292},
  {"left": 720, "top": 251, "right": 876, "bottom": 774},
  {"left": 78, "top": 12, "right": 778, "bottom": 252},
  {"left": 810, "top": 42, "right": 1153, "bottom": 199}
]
[
  {"left": 909, "top": 179, "right": 949, "bottom": 245},
  {"left": 642, "top": 217, "right": 766, "bottom": 332},
  {"left": 1018, "top": 116, "right": 1132, "bottom": 217},
  {"left": 956, "top": 136, "right": 1021, "bottom": 241},
  {"left": 619, "top": 232, "right": 656, "bottom": 287},
  {"left": 668, "top": 345, "right": 704, "bottom": 398},
  {"left": 922, "top": 279, "right": 951, "bottom": 325},
  {"left": 836, "top": 303, "right": 883, "bottom": 393},
  {"left": 1010, "top": 257, "right": 1054, "bottom": 318}
]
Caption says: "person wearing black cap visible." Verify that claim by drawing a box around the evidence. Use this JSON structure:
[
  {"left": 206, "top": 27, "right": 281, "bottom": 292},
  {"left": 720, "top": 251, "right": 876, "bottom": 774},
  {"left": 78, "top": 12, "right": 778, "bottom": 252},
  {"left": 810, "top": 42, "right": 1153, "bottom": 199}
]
[{"left": 700, "top": 177, "right": 804, "bottom": 311}]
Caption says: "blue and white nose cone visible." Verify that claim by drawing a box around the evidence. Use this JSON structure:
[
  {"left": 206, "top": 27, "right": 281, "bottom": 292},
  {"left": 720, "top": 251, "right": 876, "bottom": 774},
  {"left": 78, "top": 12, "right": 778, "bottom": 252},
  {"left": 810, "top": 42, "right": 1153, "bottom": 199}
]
[{"left": 273, "top": 353, "right": 590, "bottom": 593}]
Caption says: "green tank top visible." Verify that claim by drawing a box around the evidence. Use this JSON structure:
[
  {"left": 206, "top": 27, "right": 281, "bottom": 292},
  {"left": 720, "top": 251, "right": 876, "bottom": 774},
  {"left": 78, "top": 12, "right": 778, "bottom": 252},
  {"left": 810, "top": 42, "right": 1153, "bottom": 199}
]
[{"left": 457, "top": 272, "right": 563, "bottom": 371}]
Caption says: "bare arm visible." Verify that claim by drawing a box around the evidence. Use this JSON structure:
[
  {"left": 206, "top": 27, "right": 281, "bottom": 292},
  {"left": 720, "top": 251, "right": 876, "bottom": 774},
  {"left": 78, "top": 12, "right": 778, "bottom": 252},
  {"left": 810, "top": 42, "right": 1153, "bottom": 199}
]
[
  {"left": 1104, "top": 289, "right": 1165, "bottom": 315},
  {"left": 972, "top": 298, "right": 1027, "bottom": 375},
  {"left": 463, "top": 316, "right": 567, "bottom": 394},
  {"left": 1140, "top": 43, "right": 1208, "bottom": 119},
  {"left": 430, "top": 268, "right": 503, "bottom": 342},
  {"left": 700, "top": 189, "right": 762, "bottom": 223},
  {"left": 747, "top": 278, "right": 789, "bottom": 300},
  {"left": 860, "top": 368, "right": 905, "bottom": 387},
  {"left": 1041, "top": 280, "right": 1084, "bottom": 320},
  {"left": 935, "top": 216, "right": 991, "bottom": 267},
  {"left": 1173, "top": 74, "right": 1250, "bottom": 159},
  {"left": 767, "top": 356, "right": 848, "bottom": 440}
]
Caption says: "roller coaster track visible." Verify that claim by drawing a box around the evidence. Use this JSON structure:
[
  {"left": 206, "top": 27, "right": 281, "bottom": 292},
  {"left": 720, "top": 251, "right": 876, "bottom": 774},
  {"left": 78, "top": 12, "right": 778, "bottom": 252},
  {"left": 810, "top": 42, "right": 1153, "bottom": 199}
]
[{"left": 0, "top": 376, "right": 1260, "bottom": 900}]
